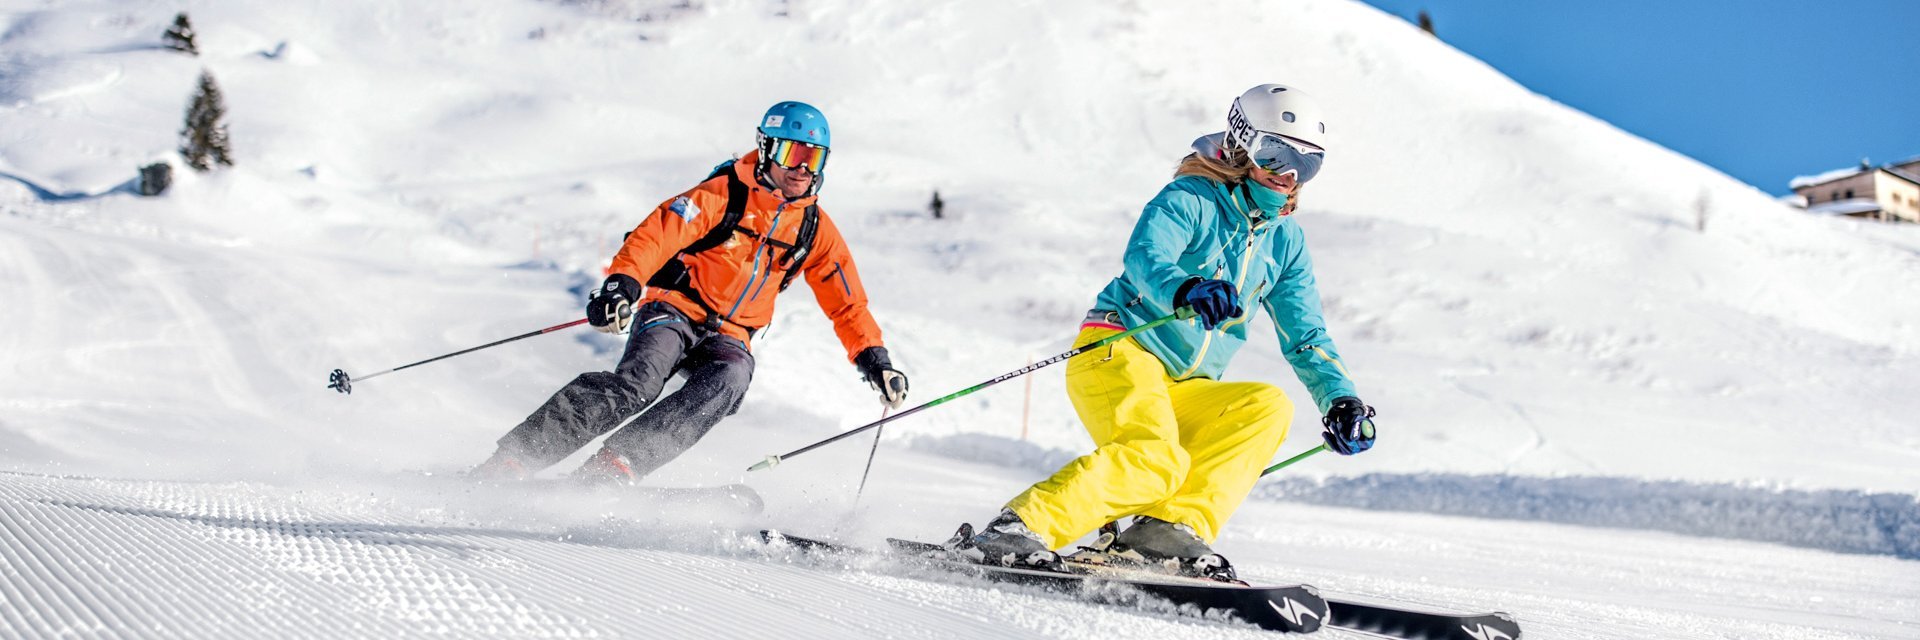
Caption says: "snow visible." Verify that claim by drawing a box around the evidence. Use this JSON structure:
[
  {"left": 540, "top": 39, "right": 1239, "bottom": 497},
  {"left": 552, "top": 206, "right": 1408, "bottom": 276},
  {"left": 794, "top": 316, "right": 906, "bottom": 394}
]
[{"left": 2, "top": 0, "right": 1918, "bottom": 637}]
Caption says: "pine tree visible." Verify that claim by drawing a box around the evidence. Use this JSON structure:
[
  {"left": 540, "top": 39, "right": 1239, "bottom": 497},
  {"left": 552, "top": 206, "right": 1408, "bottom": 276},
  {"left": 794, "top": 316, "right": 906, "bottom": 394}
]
[
  {"left": 179, "top": 70, "right": 234, "bottom": 172},
  {"left": 162, "top": 13, "right": 198, "bottom": 55}
]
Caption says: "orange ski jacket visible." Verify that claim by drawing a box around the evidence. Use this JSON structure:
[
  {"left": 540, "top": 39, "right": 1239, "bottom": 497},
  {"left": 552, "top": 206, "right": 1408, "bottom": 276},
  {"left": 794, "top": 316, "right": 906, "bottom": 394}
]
[{"left": 607, "top": 152, "right": 884, "bottom": 363}]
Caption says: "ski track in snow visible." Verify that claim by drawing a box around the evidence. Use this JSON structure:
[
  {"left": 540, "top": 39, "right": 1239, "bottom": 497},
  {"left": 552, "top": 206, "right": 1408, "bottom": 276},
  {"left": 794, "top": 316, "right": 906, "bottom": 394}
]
[
  {"left": 3, "top": 469, "right": 1916, "bottom": 639},
  {"left": 0, "top": 471, "right": 1377, "bottom": 639}
]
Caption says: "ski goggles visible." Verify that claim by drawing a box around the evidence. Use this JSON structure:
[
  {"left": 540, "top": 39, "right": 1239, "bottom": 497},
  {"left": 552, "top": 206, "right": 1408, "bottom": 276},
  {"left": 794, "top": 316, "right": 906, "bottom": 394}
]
[
  {"left": 1246, "top": 132, "right": 1324, "bottom": 183},
  {"left": 765, "top": 138, "right": 829, "bottom": 173}
]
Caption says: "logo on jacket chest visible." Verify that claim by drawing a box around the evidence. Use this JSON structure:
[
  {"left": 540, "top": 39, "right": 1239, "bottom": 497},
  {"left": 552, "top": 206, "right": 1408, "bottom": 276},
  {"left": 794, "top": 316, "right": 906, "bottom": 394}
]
[{"left": 669, "top": 196, "right": 701, "bottom": 222}]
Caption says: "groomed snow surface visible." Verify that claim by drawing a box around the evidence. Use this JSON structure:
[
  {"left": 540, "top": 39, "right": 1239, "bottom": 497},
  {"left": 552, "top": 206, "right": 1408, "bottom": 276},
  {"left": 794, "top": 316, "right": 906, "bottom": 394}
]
[
  {"left": 4, "top": 458, "right": 1916, "bottom": 639},
  {"left": 2, "top": 0, "right": 1917, "bottom": 637}
]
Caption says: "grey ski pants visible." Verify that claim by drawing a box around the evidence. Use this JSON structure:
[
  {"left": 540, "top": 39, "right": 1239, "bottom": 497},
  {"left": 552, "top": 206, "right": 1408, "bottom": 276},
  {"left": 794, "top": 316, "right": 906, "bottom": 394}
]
[{"left": 496, "top": 301, "right": 754, "bottom": 477}]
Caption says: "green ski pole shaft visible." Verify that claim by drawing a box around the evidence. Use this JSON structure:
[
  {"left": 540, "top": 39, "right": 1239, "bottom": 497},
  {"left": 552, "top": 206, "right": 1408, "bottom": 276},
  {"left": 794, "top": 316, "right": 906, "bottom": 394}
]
[
  {"left": 749, "top": 309, "right": 1193, "bottom": 472},
  {"left": 1261, "top": 443, "right": 1328, "bottom": 476}
]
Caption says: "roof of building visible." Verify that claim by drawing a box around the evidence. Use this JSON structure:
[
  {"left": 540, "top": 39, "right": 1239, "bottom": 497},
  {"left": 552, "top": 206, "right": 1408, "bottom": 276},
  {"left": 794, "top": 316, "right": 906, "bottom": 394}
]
[
  {"left": 1806, "top": 198, "right": 1883, "bottom": 216},
  {"left": 1790, "top": 166, "right": 1867, "bottom": 190},
  {"left": 1790, "top": 163, "right": 1920, "bottom": 191},
  {"left": 1888, "top": 166, "right": 1920, "bottom": 185}
]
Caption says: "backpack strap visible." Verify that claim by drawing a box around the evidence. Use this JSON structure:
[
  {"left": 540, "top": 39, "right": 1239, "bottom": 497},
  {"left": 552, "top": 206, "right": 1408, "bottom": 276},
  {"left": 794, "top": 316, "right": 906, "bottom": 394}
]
[
  {"left": 775, "top": 205, "right": 819, "bottom": 292},
  {"left": 645, "top": 163, "right": 749, "bottom": 333},
  {"left": 680, "top": 167, "right": 748, "bottom": 255},
  {"left": 642, "top": 160, "right": 818, "bottom": 333}
]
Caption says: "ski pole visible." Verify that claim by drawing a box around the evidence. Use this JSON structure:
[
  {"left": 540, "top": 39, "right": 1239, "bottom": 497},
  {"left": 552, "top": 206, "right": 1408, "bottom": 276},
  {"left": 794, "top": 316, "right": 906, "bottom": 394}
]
[
  {"left": 852, "top": 406, "right": 891, "bottom": 506},
  {"left": 1261, "top": 443, "right": 1327, "bottom": 476},
  {"left": 327, "top": 318, "right": 592, "bottom": 394},
  {"left": 748, "top": 308, "right": 1196, "bottom": 472}
]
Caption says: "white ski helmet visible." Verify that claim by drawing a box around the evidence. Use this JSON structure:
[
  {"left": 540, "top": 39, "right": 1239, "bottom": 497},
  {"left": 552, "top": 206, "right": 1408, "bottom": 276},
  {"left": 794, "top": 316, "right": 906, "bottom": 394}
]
[
  {"left": 1227, "top": 84, "right": 1327, "bottom": 150},
  {"left": 1225, "top": 84, "right": 1329, "bottom": 182}
]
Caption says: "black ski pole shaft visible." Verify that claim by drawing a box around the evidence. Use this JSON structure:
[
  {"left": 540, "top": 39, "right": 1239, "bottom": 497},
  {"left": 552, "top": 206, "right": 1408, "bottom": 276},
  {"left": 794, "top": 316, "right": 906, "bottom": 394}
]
[
  {"left": 748, "top": 308, "right": 1194, "bottom": 472},
  {"left": 327, "top": 318, "right": 591, "bottom": 394},
  {"left": 852, "top": 406, "right": 891, "bottom": 505}
]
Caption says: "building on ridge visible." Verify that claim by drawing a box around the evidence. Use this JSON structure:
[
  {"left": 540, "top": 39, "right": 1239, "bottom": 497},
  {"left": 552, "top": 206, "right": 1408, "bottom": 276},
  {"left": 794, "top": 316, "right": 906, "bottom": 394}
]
[{"left": 1789, "top": 157, "right": 1920, "bottom": 223}]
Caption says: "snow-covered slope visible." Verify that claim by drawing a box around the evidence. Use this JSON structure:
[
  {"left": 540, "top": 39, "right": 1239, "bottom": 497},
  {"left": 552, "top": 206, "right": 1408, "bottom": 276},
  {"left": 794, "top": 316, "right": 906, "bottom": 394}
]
[
  {"left": 2, "top": 0, "right": 1916, "bottom": 637},
  {"left": 5, "top": 0, "right": 1916, "bottom": 491},
  {"left": 5, "top": 465, "right": 1916, "bottom": 639}
]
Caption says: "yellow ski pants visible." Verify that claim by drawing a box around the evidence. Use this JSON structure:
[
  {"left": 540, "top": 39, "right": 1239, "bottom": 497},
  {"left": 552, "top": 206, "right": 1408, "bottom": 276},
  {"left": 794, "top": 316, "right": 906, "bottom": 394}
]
[{"left": 1006, "top": 326, "right": 1293, "bottom": 548}]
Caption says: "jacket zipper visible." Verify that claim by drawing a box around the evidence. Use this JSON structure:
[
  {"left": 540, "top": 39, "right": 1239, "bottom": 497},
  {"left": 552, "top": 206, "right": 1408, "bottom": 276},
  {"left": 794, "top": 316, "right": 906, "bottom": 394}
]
[
  {"left": 1175, "top": 194, "right": 1265, "bottom": 379},
  {"left": 728, "top": 201, "right": 786, "bottom": 317},
  {"left": 1221, "top": 280, "right": 1268, "bottom": 330}
]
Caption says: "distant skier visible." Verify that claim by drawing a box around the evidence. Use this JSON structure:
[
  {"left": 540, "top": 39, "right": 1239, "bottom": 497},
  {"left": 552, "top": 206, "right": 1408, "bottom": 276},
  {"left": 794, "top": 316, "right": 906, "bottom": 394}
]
[
  {"left": 960, "top": 85, "right": 1376, "bottom": 579},
  {"left": 473, "top": 102, "right": 909, "bottom": 483}
]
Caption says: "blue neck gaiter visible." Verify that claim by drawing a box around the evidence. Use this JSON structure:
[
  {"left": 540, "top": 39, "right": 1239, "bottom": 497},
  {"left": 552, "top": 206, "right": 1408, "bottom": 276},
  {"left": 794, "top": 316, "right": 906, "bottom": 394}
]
[{"left": 1244, "top": 181, "right": 1291, "bottom": 217}]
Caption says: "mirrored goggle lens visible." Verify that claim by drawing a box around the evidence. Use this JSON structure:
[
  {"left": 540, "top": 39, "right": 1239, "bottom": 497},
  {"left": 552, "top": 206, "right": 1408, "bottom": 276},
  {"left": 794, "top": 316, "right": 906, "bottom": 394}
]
[
  {"left": 768, "top": 139, "right": 829, "bottom": 173},
  {"left": 1250, "top": 132, "right": 1324, "bottom": 183}
]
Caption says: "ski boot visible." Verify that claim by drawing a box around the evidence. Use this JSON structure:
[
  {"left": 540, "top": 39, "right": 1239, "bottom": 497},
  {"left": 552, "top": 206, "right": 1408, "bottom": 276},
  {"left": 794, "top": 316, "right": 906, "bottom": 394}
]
[
  {"left": 1110, "top": 516, "right": 1241, "bottom": 583},
  {"left": 951, "top": 508, "right": 1065, "bottom": 572},
  {"left": 569, "top": 447, "right": 641, "bottom": 486},
  {"left": 468, "top": 449, "right": 530, "bottom": 481}
]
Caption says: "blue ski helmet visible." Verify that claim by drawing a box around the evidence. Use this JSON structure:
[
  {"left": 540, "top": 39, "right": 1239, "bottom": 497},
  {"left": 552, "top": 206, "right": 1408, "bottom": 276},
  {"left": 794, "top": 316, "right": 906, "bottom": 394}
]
[
  {"left": 755, "top": 101, "right": 831, "bottom": 197},
  {"left": 758, "top": 101, "right": 830, "bottom": 148}
]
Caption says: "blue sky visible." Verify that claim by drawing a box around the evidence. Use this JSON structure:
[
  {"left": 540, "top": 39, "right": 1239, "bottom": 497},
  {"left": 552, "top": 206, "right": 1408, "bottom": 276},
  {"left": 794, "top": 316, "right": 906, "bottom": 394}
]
[{"left": 1356, "top": 0, "right": 1920, "bottom": 195}]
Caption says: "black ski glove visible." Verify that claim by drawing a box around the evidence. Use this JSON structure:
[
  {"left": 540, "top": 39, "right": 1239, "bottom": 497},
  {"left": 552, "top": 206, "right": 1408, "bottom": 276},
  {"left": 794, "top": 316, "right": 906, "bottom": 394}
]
[
  {"left": 854, "top": 346, "right": 909, "bottom": 409},
  {"left": 1175, "top": 277, "right": 1243, "bottom": 329},
  {"left": 586, "top": 274, "right": 642, "bottom": 334},
  {"left": 1321, "top": 396, "right": 1376, "bottom": 456}
]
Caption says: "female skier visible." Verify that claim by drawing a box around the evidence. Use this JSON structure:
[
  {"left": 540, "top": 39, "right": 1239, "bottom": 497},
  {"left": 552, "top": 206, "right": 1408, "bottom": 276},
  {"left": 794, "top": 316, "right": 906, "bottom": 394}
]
[{"left": 961, "top": 84, "right": 1377, "bottom": 581}]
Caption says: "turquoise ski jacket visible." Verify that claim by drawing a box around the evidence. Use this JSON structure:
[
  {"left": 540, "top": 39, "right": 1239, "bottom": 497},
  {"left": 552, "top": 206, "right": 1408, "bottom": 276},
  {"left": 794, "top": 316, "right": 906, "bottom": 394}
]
[{"left": 1093, "top": 174, "right": 1358, "bottom": 412}]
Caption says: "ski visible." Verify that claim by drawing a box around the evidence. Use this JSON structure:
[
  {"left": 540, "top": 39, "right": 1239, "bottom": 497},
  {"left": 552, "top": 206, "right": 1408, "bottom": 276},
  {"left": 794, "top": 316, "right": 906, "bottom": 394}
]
[
  {"left": 1325, "top": 596, "right": 1520, "bottom": 640},
  {"left": 764, "top": 529, "right": 1523, "bottom": 639},
  {"left": 1061, "top": 548, "right": 1519, "bottom": 640},
  {"left": 764, "top": 529, "right": 1328, "bottom": 634}
]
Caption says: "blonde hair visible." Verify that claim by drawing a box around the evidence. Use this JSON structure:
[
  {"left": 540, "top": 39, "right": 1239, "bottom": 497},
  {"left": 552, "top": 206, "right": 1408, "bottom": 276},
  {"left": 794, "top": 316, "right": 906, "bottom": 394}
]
[
  {"left": 1174, "top": 147, "right": 1258, "bottom": 184},
  {"left": 1172, "top": 147, "right": 1302, "bottom": 215}
]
